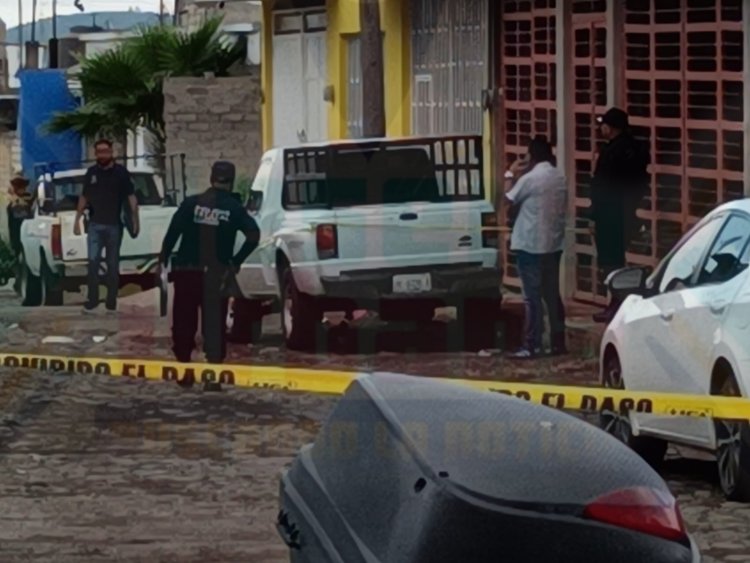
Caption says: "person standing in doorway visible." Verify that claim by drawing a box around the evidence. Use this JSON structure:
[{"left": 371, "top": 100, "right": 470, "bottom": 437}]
[
  {"left": 589, "top": 108, "right": 650, "bottom": 323},
  {"left": 74, "top": 139, "right": 140, "bottom": 314},
  {"left": 159, "top": 161, "right": 260, "bottom": 371},
  {"left": 504, "top": 136, "right": 569, "bottom": 359}
]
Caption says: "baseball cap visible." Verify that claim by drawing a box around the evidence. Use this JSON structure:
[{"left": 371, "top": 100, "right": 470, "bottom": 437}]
[
  {"left": 596, "top": 107, "right": 629, "bottom": 130},
  {"left": 10, "top": 170, "right": 29, "bottom": 187},
  {"left": 210, "top": 161, "right": 236, "bottom": 184}
]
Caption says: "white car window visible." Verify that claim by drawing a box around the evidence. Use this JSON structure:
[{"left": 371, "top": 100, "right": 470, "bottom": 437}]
[
  {"left": 697, "top": 214, "right": 750, "bottom": 286},
  {"left": 658, "top": 217, "right": 724, "bottom": 294},
  {"left": 742, "top": 236, "right": 750, "bottom": 268}
]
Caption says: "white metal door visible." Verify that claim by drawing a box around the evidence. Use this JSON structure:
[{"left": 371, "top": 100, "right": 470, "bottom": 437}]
[
  {"left": 303, "top": 32, "right": 327, "bottom": 143},
  {"left": 272, "top": 34, "right": 305, "bottom": 148}
]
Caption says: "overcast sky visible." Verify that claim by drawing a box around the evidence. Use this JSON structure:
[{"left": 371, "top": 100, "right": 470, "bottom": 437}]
[{"left": 1, "top": 0, "right": 165, "bottom": 30}]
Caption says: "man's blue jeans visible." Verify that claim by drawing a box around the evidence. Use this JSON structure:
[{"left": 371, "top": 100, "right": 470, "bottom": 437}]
[
  {"left": 86, "top": 223, "right": 122, "bottom": 309},
  {"left": 515, "top": 250, "right": 566, "bottom": 352}
]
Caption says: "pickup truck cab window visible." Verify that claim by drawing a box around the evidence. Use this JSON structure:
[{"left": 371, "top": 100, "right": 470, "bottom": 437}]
[
  {"left": 45, "top": 172, "right": 161, "bottom": 212},
  {"left": 246, "top": 156, "right": 274, "bottom": 214}
]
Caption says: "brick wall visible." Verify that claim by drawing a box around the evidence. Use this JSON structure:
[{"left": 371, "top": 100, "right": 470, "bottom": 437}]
[
  {"left": 163, "top": 74, "right": 262, "bottom": 198},
  {"left": 0, "top": 131, "right": 22, "bottom": 241}
]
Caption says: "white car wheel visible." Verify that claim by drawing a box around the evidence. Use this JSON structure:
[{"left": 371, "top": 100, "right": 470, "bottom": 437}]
[{"left": 714, "top": 374, "right": 750, "bottom": 501}]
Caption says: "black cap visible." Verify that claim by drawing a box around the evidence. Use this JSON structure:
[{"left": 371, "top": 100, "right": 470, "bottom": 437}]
[
  {"left": 597, "top": 107, "right": 629, "bottom": 130},
  {"left": 210, "top": 160, "right": 236, "bottom": 184}
]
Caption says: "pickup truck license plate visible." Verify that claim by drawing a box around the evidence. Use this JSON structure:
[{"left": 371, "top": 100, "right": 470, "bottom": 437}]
[{"left": 393, "top": 273, "right": 432, "bottom": 294}]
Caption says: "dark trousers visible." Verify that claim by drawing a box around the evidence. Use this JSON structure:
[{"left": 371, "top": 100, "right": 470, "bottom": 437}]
[
  {"left": 172, "top": 269, "right": 229, "bottom": 363},
  {"left": 516, "top": 251, "right": 566, "bottom": 352},
  {"left": 86, "top": 223, "right": 122, "bottom": 309},
  {"left": 9, "top": 211, "right": 23, "bottom": 293}
]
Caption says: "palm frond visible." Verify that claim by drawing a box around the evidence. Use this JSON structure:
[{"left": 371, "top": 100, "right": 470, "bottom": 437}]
[{"left": 45, "top": 16, "right": 246, "bottom": 142}]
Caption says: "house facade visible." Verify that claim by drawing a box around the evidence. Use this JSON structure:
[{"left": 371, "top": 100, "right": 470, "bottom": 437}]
[
  {"left": 260, "top": 0, "right": 410, "bottom": 149},
  {"left": 261, "top": 0, "right": 750, "bottom": 302}
]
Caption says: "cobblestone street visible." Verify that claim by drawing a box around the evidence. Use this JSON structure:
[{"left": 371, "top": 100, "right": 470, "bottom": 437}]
[{"left": 0, "top": 290, "right": 748, "bottom": 561}]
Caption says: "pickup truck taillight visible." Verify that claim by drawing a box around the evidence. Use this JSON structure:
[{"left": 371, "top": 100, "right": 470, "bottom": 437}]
[
  {"left": 316, "top": 224, "right": 338, "bottom": 260},
  {"left": 481, "top": 212, "right": 499, "bottom": 248},
  {"left": 51, "top": 224, "right": 63, "bottom": 260}
]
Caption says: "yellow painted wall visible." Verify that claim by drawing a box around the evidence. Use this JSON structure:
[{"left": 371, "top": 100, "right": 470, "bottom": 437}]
[
  {"left": 260, "top": 0, "right": 273, "bottom": 151},
  {"left": 326, "top": 0, "right": 412, "bottom": 140},
  {"left": 262, "top": 0, "right": 410, "bottom": 149}
]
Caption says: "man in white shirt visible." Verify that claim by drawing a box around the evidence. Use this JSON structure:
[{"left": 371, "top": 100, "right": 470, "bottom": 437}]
[{"left": 504, "top": 136, "right": 569, "bottom": 359}]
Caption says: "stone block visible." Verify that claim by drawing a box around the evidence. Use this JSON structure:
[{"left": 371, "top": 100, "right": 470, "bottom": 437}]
[{"left": 221, "top": 113, "right": 245, "bottom": 123}]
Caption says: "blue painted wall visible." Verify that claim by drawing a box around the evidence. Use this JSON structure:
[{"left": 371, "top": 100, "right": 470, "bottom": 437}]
[{"left": 19, "top": 69, "right": 83, "bottom": 177}]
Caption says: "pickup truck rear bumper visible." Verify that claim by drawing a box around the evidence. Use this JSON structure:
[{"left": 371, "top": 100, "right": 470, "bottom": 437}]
[
  {"left": 320, "top": 263, "right": 502, "bottom": 302},
  {"left": 54, "top": 257, "right": 160, "bottom": 290}
]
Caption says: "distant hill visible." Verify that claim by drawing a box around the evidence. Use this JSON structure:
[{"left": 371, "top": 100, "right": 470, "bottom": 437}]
[{"left": 6, "top": 11, "right": 161, "bottom": 44}]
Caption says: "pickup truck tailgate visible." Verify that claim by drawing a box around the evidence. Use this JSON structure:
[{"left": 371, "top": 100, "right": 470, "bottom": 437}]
[
  {"left": 333, "top": 201, "right": 486, "bottom": 261},
  {"left": 120, "top": 206, "right": 176, "bottom": 257},
  {"left": 58, "top": 206, "right": 176, "bottom": 261}
]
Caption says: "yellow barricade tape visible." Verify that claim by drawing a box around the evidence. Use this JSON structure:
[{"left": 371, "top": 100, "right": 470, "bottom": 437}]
[{"left": 1, "top": 352, "right": 749, "bottom": 421}]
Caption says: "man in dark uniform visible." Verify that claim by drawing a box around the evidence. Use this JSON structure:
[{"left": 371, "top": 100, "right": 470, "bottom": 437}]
[
  {"left": 589, "top": 108, "right": 650, "bottom": 323},
  {"left": 159, "top": 161, "right": 260, "bottom": 367}
]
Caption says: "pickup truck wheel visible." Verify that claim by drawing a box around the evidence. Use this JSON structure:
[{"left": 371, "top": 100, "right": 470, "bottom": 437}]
[
  {"left": 41, "top": 258, "right": 64, "bottom": 306},
  {"left": 457, "top": 297, "right": 501, "bottom": 352},
  {"left": 281, "top": 268, "right": 320, "bottom": 351},
  {"left": 228, "top": 298, "right": 263, "bottom": 344},
  {"left": 20, "top": 257, "right": 43, "bottom": 307}
]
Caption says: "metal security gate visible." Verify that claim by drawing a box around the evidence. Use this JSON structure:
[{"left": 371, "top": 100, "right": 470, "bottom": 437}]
[
  {"left": 410, "top": 0, "right": 488, "bottom": 135},
  {"left": 498, "top": 0, "right": 558, "bottom": 286},
  {"left": 623, "top": 0, "right": 745, "bottom": 268},
  {"left": 570, "top": 1, "right": 608, "bottom": 303}
]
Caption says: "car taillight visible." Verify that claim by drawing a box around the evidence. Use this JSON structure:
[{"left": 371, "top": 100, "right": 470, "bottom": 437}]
[
  {"left": 316, "top": 224, "right": 338, "bottom": 260},
  {"left": 51, "top": 224, "right": 62, "bottom": 260},
  {"left": 481, "top": 212, "right": 499, "bottom": 248},
  {"left": 583, "top": 487, "right": 687, "bottom": 542}
]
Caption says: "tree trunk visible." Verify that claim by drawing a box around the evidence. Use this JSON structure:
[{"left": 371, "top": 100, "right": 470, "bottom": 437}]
[{"left": 359, "top": 0, "right": 386, "bottom": 138}]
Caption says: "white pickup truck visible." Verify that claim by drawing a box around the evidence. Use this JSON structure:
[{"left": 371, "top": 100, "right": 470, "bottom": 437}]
[
  {"left": 229, "top": 135, "right": 503, "bottom": 351},
  {"left": 18, "top": 165, "right": 177, "bottom": 306}
]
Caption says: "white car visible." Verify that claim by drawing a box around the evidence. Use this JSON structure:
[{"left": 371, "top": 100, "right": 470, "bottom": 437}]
[
  {"left": 19, "top": 166, "right": 177, "bottom": 306},
  {"left": 599, "top": 198, "right": 750, "bottom": 501},
  {"left": 229, "top": 135, "right": 503, "bottom": 351}
]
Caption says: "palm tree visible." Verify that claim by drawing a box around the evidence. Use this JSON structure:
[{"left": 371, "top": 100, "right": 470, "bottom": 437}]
[{"left": 47, "top": 16, "right": 245, "bottom": 153}]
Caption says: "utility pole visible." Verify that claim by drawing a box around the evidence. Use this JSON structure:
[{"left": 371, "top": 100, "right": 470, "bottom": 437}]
[
  {"left": 17, "top": 0, "right": 23, "bottom": 67},
  {"left": 31, "top": 0, "right": 37, "bottom": 43},
  {"left": 50, "top": 0, "right": 59, "bottom": 68},
  {"left": 52, "top": 0, "right": 58, "bottom": 40},
  {"left": 359, "top": 0, "right": 385, "bottom": 137},
  {"left": 25, "top": 0, "right": 40, "bottom": 69}
]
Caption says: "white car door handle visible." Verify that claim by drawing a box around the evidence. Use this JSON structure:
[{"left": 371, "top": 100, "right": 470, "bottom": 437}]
[
  {"left": 660, "top": 309, "right": 674, "bottom": 322},
  {"left": 710, "top": 300, "right": 728, "bottom": 315}
]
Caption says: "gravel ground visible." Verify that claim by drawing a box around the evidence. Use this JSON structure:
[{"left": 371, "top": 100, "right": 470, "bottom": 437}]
[{"left": 0, "top": 289, "right": 748, "bottom": 561}]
